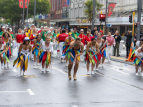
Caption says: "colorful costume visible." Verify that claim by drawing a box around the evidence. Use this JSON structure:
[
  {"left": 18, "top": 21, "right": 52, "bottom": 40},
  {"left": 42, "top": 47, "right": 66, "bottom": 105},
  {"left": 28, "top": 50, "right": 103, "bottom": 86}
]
[
  {"left": 85, "top": 46, "right": 97, "bottom": 64},
  {"left": 13, "top": 49, "right": 30, "bottom": 72},
  {"left": 134, "top": 48, "right": 143, "bottom": 66},
  {"left": 62, "top": 39, "right": 74, "bottom": 58},
  {"left": 0, "top": 43, "right": 9, "bottom": 65},
  {"left": 32, "top": 41, "right": 42, "bottom": 57},
  {"left": 39, "top": 42, "right": 53, "bottom": 65},
  {"left": 4, "top": 38, "right": 12, "bottom": 58}
]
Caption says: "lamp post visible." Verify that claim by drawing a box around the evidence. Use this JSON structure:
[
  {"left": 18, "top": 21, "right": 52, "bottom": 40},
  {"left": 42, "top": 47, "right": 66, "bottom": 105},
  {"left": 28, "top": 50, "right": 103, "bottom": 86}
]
[{"left": 34, "top": 0, "right": 36, "bottom": 25}]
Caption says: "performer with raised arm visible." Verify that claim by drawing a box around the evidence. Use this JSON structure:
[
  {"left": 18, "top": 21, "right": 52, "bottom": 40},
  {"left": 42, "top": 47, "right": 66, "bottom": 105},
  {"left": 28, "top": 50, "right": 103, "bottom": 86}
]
[
  {"left": 68, "top": 37, "right": 84, "bottom": 80},
  {"left": 13, "top": 37, "right": 32, "bottom": 76}
]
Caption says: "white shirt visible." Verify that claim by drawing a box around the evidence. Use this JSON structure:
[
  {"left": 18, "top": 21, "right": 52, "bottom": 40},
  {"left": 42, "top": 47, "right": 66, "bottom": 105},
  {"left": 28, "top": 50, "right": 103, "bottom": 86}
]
[
  {"left": 42, "top": 41, "right": 53, "bottom": 52},
  {"left": 135, "top": 47, "right": 143, "bottom": 58}
]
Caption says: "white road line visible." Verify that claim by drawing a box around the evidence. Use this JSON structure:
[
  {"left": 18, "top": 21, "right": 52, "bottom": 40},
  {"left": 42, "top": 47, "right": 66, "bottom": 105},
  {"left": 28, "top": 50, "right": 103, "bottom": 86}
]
[
  {"left": 13, "top": 69, "right": 17, "bottom": 72},
  {"left": 52, "top": 66, "right": 67, "bottom": 74},
  {"left": 27, "top": 89, "right": 35, "bottom": 95},
  {"left": 0, "top": 91, "right": 27, "bottom": 93}
]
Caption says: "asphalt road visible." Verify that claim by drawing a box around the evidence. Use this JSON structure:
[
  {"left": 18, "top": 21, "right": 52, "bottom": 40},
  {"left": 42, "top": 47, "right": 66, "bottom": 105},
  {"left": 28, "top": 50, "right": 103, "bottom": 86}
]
[{"left": 0, "top": 48, "right": 143, "bottom": 107}]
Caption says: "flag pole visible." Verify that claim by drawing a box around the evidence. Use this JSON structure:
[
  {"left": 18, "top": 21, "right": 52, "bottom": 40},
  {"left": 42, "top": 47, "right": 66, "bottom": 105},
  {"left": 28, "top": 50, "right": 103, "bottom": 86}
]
[
  {"left": 27, "top": 0, "right": 29, "bottom": 28},
  {"left": 105, "top": 0, "right": 108, "bottom": 35},
  {"left": 23, "top": 0, "right": 25, "bottom": 29},
  {"left": 34, "top": 0, "right": 36, "bottom": 25}
]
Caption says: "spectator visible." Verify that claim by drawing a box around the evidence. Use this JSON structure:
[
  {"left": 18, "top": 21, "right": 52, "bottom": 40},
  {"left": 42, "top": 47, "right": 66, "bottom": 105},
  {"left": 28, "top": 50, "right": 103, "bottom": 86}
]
[
  {"left": 100, "top": 30, "right": 104, "bottom": 37},
  {"left": 91, "top": 27, "right": 97, "bottom": 35},
  {"left": 94, "top": 31, "right": 98, "bottom": 38},
  {"left": 72, "top": 28, "right": 79, "bottom": 39},
  {"left": 114, "top": 31, "right": 121, "bottom": 57},
  {"left": 0, "top": 26, "right": 2, "bottom": 32},
  {"left": 134, "top": 31, "right": 143, "bottom": 47},
  {"left": 85, "top": 29, "right": 92, "bottom": 45},
  {"left": 77, "top": 26, "right": 80, "bottom": 33},
  {"left": 125, "top": 30, "right": 132, "bottom": 58},
  {"left": 106, "top": 31, "right": 115, "bottom": 62},
  {"left": 0, "top": 26, "right": 5, "bottom": 36}
]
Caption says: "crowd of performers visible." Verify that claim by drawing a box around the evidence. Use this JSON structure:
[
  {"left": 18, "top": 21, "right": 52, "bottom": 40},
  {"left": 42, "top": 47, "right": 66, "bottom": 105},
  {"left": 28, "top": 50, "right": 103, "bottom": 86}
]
[{"left": 1, "top": 25, "right": 143, "bottom": 80}]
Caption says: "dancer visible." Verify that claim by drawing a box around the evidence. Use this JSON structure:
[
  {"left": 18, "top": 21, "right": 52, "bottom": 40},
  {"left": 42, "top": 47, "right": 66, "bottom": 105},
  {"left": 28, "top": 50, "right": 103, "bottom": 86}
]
[
  {"left": 30, "top": 28, "right": 37, "bottom": 60},
  {"left": 13, "top": 37, "right": 31, "bottom": 76},
  {"left": 134, "top": 44, "right": 143, "bottom": 76},
  {"left": 79, "top": 29, "right": 86, "bottom": 61},
  {"left": 0, "top": 36, "right": 9, "bottom": 69},
  {"left": 106, "top": 31, "right": 115, "bottom": 62},
  {"left": 57, "top": 29, "right": 68, "bottom": 63},
  {"left": 85, "top": 38, "right": 99, "bottom": 75},
  {"left": 96, "top": 32, "right": 105, "bottom": 69},
  {"left": 2, "top": 32, "right": 12, "bottom": 68},
  {"left": 62, "top": 32, "right": 74, "bottom": 66},
  {"left": 32, "top": 34, "right": 42, "bottom": 66},
  {"left": 40, "top": 36, "right": 53, "bottom": 72},
  {"left": 68, "top": 37, "right": 84, "bottom": 80}
]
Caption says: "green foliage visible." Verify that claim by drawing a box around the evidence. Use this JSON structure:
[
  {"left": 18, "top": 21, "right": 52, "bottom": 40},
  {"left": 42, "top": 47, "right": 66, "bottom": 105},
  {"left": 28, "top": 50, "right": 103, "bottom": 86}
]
[
  {"left": 0, "top": 0, "right": 51, "bottom": 24},
  {"left": 84, "top": 0, "right": 103, "bottom": 22}
]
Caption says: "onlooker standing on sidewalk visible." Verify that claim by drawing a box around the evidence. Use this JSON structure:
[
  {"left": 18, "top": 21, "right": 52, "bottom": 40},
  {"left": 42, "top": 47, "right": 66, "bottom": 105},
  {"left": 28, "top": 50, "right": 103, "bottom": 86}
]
[
  {"left": 106, "top": 31, "right": 115, "bottom": 62},
  {"left": 125, "top": 30, "right": 132, "bottom": 58},
  {"left": 91, "top": 26, "right": 97, "bottom": 36},
  {"left": 72, "top": 28, "right": 79, "bottom": 39},
  {"left": 114, "top": 31, "right": 121, "bottom": 57}
]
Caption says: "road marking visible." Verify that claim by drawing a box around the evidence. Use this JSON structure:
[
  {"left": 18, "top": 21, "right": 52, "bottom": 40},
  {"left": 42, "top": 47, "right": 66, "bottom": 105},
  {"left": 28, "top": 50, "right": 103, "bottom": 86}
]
[
  {"left": 0, "top": 91, "right": 27, "bottom": 93},
  {"left": 0, "top": 89, "right": 35, "bottom": 95},
  {"left": 79, "top": 75, "right": 90, "bottom": 77},
  {"left": 13, "top": 69, "right": 17, "bottom": 72},
  {"left": 23, "top": 75, "right": 37, "bottom": 78},
  {"left": 27, "top": 89, "right": 35, "bottom": 95},
  {"left": 52, "top": 66, "right": 67, "bottom": 74},
  {"left": 111, "top": 56, "right": 126, "bottom": 61}
]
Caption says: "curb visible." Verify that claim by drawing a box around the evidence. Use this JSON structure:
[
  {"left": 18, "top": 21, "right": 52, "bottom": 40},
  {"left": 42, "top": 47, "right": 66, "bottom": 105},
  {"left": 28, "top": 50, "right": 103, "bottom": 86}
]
[{"left": 110, "top": 56, "right": 133, "bottom": 65}]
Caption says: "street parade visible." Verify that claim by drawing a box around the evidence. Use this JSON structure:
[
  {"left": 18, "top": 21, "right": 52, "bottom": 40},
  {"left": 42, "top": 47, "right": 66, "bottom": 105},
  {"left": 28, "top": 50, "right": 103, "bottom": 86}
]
[{"left": 0, "top": 0, "right": 143, "bottom": 107}]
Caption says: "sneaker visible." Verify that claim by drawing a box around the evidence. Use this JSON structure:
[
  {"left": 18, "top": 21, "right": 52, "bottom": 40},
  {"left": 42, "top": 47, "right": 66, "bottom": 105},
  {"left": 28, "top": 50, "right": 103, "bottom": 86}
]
[
  {"left": 37, "top": 63, "right": 40, "bottom": 66},
  {"left": 87, "top": 71, "right": 90, "bottom": 75},
  {"left": 20, "top": 70, "right": 22, "bottom": 76},
  {"left": 1, "top": 63, "right": 4, "bottom": 69},
  {"left": 46, "top": 69, "right": 49, "bottom": 73},
  {"left": 4, "top": 64, "right": 6, "bottom": 68},
  {"left": 96, "top": 68, "right": 99, "bottom": 71},
  {"left": 65, "top": 63, "right": 68, "bottom": 67},
  {"left": 141, "top": 72, "right": 143, "bottom": 76},
  {"left": 34, "top": 62, "right": 36, "bottom": 66},
  {"left": 31, "top": 58, "right": 34, "bottom": 61},
  {"left": 23, "top": 71, "right": 26, "bottom": 76},
  {"left": 42, "top": 68, "right": 44, "bottom": 72},
  {"left": 135, "top": 73, "right": 139, "bottom": 76},
  {"left": 101, "top": 64, "right": 104, "bottom": 68},
  {"left": 91, "top": 71, "right": 95, "bottom": 75},
  {"left": 7, "top": 63, "right": 9, "bottom": 68}
]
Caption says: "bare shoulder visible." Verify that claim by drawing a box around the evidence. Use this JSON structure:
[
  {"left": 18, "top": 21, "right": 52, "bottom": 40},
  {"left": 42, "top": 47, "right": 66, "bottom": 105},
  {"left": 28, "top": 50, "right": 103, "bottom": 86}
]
[
  {"left": 70, "top": 41, "right": 75, "bottom": 46},
  {"left": 137, "top": 48, "right": 141, "bottom": 53}
]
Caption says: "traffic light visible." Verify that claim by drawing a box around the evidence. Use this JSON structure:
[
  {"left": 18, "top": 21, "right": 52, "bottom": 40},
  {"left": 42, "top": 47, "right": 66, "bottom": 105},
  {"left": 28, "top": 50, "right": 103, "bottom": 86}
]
[
  {"left": 99, "top": 14, "right": 106, "bottom": 22},
  {"left": 135, "top": 23, "right": 137, "bottom": 27},
  {"left": 129, "top": 15, "right": 132, "bottom": 23}
]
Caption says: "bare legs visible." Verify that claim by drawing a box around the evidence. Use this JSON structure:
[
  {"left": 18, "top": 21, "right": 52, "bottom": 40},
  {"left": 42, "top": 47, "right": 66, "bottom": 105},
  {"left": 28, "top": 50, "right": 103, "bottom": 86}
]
[{"left": 68, "top": 58, "right": 79, "bottom": 80}]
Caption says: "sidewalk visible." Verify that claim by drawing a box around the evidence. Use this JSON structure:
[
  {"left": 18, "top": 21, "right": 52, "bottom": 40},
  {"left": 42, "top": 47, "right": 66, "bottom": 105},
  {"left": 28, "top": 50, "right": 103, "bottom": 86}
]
[{"left": 110, "top": 47, "right": 133, "bottom": 65}]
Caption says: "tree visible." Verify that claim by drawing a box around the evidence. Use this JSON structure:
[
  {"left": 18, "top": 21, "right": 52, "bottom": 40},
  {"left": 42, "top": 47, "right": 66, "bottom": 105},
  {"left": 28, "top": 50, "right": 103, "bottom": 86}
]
[
  {"left": 84, "top": 0, "right": 103, "bottom": 27},
  {"left": 0, "top": 0, "right": 51, "bottom": 28}
]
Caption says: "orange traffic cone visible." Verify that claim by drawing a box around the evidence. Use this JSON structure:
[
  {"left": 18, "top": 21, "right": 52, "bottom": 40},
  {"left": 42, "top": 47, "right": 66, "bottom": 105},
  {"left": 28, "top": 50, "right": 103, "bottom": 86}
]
[{"left": 126, "top": 43, "right": 133, "bottom": 62}]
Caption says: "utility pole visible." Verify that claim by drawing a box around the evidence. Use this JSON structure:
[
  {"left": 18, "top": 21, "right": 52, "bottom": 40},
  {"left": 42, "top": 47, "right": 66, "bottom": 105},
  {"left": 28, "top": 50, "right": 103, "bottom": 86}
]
[
  {"left": 34, "top": 0, "right": 36, "bottom": 25},
  {"left": 27, "top": 0, "right": 29, "bottom": 28},
  {"left": 92, "top": 0, "right": 95, "bottom": 30},
  {"left": 137, "top": 0, "right": 142, "bottom": 41},
  {"left": 23, "top": 0, "right": 25, "bottom": 29},
  {"left": 105, "top": 0, "right": 108, "bottom": 35}
]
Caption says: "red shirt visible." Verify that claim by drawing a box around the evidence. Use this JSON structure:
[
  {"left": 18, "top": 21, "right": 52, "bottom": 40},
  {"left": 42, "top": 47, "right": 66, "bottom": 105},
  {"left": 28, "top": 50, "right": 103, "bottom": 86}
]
[
  {"left": 30, "top": 34, "right": 37, "bottom": 44},
  {"left": 79, "top": 34, "right": 86, "bottom": 45},
  {"left": 37, "top": 30, "right": 41, "bottom": 34},
  {"left": 16, "top": 33, "right": 25, "bottom": 43},
  {"left": 58, "top": 33, "right": 68, "bottom": 42},
  {"left": 85, "top": 35, "right": 92, "bottom": 44}
]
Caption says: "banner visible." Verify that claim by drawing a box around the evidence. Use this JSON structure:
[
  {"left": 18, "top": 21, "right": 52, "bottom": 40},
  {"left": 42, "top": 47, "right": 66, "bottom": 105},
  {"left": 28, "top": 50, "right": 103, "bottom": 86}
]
[
  {"left": 19, "top": 0, "right": 30, "bottom": 8},
  {"left": 108, "top": 3, "right": 116, "bottom": 17}
]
